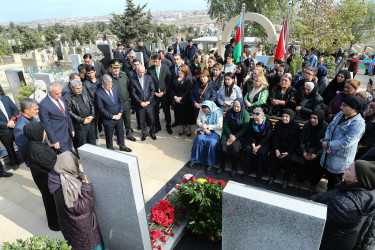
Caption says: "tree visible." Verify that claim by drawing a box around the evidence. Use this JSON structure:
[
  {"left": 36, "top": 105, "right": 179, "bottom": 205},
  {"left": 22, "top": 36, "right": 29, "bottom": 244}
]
[
  {"left": 53, "top": 23, "right": 64, "bottom": 34},
  {"left": 81, "top": 23, "right": 98, "bottom": 44},
  {"left": 8, "top": 21, "right": 15, "bottom": 30},
  {"left": 37, "top": 24, "right": 43, "bottom": 33},
  {"left": 71, "top": 26, "right": 84, "bottom": 44},
  {"left": 290, "top": 0, "right": 367, "bottom": 54},
  {"left": 110, "top": 0, "right": 153, "bottom": 46},
  {"left": 0, "top": 25, "right": 5, "bottom": 33},
  {"left": 0, "top": 37, "right": 13, "bottom": 55},
  {"left": 18, "top": 26, "right": 44, "bottom": 52},
  {"left": 43, "top": 26, "right": 57, "bottom": 47}
]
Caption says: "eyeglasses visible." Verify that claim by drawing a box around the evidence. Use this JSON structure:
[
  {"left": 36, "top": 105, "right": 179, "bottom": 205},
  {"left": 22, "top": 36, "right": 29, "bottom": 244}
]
[{"left": 305, "top": 72, "right": 313, "bottom": 76}]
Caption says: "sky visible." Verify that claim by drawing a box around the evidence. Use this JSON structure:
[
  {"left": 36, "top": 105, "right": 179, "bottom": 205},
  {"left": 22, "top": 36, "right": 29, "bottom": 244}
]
[{"left": 0, "top": 0, "right": 208, "bottom": 23}]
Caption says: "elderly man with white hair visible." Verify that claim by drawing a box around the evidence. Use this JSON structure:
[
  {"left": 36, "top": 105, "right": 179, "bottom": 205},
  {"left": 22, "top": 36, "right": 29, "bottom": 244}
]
[
  {"left": 295, "top": 81, "right": 324, "bottom": 120},
  {"left": 39, "top": 83, "right": 75, "bottom": 153}
]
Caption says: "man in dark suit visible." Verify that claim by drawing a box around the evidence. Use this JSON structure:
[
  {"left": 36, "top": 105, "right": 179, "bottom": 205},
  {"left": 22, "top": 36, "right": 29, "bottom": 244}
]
[
  {"left": 165, "top": 46, "right": 174, "bottom": 63},
  {"left": 94, "top": 75, "right": 132, "bottom": 152},
  {"left": 169, "top": 54, "right": 185, "bottom": 127},
  {"left": 0, "top": 95, "right": 20, "bottom": 172},
  {"left": 14, "top": 98, "right": 38, "bottom": 163},
  {"left": 39, "top": 83, "right": 75, "bottom": 153},
  {"left": 83, "top": 53, "right": 106, "bottom": 78},
  {"left": 113, "top": 42, "right": 125, "bottom": 61},
  {"left": 130, "top": 65, "right": 156, "bottom": 141},
  {"left": 148, "top": 54, "right": 173, "bottom": 134},
  {"left": 172, "top": 38, "right": 184, "bottom": 56}
]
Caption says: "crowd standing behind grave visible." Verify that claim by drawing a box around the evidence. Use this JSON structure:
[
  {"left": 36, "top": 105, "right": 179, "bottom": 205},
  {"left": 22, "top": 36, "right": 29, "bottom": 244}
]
[{"left": 1, "top": 42, "right": 375, "bottom": 250}]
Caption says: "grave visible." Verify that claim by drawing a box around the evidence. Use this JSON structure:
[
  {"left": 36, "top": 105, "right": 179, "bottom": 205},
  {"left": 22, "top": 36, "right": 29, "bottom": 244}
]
[
  {"left": 78, "top": 144, "right": 152, "bottom": 250},
  {"left": 70, "top": 54, "right": 81, "bottom": 73},
  {"left": 62, "top": 47, "right": 70, "bottom": 61},
  {"left": 97, "top": 44, "right": 113, "bottom": 67},
  {"left": 135, "top": 52, "right": 144, "bottom": 66},
  {"left": 222, "top": 181, "right": 327, "bottom": 249},
  {"left": 54, "top": 41, "right": 63, "bottom": 60},
  {"left": 34, "top": 73, "right": 55, "bottom": 84},
  {"left": 5, "top": 69, "right": 25, "bottom": 107}
]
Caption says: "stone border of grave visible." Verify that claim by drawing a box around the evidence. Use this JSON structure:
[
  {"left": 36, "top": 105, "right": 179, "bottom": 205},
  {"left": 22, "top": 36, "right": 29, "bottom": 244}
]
[{"left": 147, "top": 187, "right": 188, "bottom": 250}]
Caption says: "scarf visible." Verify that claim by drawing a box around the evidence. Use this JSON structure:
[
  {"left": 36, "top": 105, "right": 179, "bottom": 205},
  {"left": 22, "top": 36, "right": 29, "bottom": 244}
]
[
  {"left": 252, "top": 118, "right": 266, "bottom": 132},
  {"left": 224, "top": 97, "right": 245, "bottom": 134},
  {"left": 202, "top": 100, "right": 223, "bottom": 125},
  {"left": 54, "top": 151, "right": 83, "bottom": 208}
]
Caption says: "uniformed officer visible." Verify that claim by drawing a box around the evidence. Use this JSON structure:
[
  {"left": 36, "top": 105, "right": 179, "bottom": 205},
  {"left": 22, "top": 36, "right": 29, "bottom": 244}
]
[{"left": 107, "top": 59, "right": 136, "bottom": 141}]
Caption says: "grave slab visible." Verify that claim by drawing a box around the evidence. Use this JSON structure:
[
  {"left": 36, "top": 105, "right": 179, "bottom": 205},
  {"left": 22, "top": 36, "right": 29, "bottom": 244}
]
[
  {"left": 70, "top": 54, "right": 81, "bottom": 73},
  {"left": 5, "top": 69, "right": 25, "bottom": 107},
  {"left": 78, "top": 144, "right": 152, "bottom": 250},
  {"left": 222, "top": 181, "right": 327, "bottom": 250},
  {"left": 34, "top": 73, "right": 55, "bottom": 85}
]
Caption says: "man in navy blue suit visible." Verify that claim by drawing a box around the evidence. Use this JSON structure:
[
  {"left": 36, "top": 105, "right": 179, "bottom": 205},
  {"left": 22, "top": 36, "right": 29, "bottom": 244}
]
[
  {"left": 130, "top": 65, "right": 156, "bottom": 141},
  {"left": 39, "top": 83, "right": 75, "bottom": 153},
  {"left": 94, "top": 75, "right": 132, "bottom": 152}
]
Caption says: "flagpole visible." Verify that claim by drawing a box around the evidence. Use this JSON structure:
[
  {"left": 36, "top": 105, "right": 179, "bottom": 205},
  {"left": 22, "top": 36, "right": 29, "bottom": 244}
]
[
  {"left": 284, "top": 2, "right": 292, "bottom": 62},
  {"left": 241, "top": 3, "right": 246, "bottom": 61}
]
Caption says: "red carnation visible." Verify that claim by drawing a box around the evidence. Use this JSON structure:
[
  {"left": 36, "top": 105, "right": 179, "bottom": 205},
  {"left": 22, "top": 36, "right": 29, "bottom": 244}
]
[
  {"left": 190, "top": 176, "right": 195, "bottom": 182},
  {"left": 176, "top": 222, "right": 180, "bottom": 226},
  {"left": 209, "top": 179, "right": 216, "bottom": 184},
  {"left": 11, "top": 117, "right": 16, "bottom": 121},
  {"left": 158, "top": 246, "right": 162, "bottom": 250},
  {"left": 174, "top": 184, "right": 180, "bottom": 189},
  {"left": 182, "top": 179, "right": 187, "bottom": 183},
  {"left": 16, "top": 115, "right": 20, "bottom": 119},
  {"left": 219, "top": 180, "right": 227, "bottom": 186},
  {"left": 161, "top": 236, "right": 166, "bottom": 243},
  {"left": 206, "top": 177, "right": 211, "bottom": 181}
]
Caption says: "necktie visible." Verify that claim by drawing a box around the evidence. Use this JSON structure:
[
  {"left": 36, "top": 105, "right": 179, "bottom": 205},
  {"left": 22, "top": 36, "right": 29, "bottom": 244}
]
[
  {"left": 177, "top": 45, "right": 180, "bottom": 55},
  {"left": 156, "top": 67, "right": 160, "bottom": 79},
  {"left": 109, "top": 90, "right": 114, "bottom": 103},
  {"left": 57, "top": 100, "right": 66, "bottom": 117},
  {"left": 140, "top": 78, "right": 144, "bottom": 90},
  {"left": 175, "top": 65, "right": 178, "bottom": 76}
]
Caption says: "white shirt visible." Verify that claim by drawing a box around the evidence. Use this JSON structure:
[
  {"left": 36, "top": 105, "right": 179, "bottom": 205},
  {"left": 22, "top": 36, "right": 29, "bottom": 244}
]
[
  {"left": 137, "top": 76, "right": 144, "bottom": 90},
  {"left": 0, "top": 100, "right": 9, "bottom": 121},
  {"left": 48, "top": 95, "right": 65, "bottom": 111},
  {"left": 101, "top": 86, "right": 114, "bottom": 97}
]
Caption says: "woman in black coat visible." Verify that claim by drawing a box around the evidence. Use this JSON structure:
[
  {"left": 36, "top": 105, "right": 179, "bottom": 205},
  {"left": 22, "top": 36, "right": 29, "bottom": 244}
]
[
  {"left": 311, "top": 160, "right": 375, "bottom": 250},
  {"left": 295, "top": 81, "right": 323, "bottom": 120},
  {"left": 24, "top": 122, "right": 59, "bottom": 231},
  {"left": 48, "top": 151, "right": 102, "bottom": 250},
  {"left": 268, "top": 109, "right": 300, "bottom": 187},
  {"left": 293, "top": 109, "right": 328, "bottom": 193},
  {"left": 243, "top": 107, "right": 272, "bottom": 180},
  {"left": 321, "top": 69, "right": 351, "bottom": 107},
  {"left": 268, "top": 73, "right": 297, "bottom": 116}
]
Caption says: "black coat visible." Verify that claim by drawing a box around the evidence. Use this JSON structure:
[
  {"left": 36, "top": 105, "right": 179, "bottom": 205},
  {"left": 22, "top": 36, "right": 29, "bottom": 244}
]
[
  {"left": 300, "top": 121, "right": 328, "bottom": 156},
  {"left": 248, "top": 118, "right": 273, "bottom": 147},
  {"left": 224, "top": 44, "right": 234, "bottom": 61},
  {"left": 147, "top": 64, "right": 172, "bottom": 94},
  {"left": 26, "top": 139, "right": 59, "bottom": 229},
  {"left": 65, "top": 90, "right": 95, "bottom": 130},
  {"left": 296, "top": 91, "right": 323, "bottom": 120},
  {"left": 311, "top": 185, "right": 375, "bottom": 250},
  {"left": 170, "top": 76, "right": 193, "bottom": 103},
  {"left": 49, "top": 171, "right": 101, "bottom": 250},
  {"left": 269, "top": 85, "right": 297, "bottom": 115},
  {"left": 272, "top": 120, "right": 300, "bottom": 154}
]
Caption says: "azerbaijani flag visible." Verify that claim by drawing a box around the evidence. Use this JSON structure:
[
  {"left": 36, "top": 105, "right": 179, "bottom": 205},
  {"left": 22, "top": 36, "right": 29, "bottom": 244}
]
[
  {"left": 368, "top": 58, "right": 375, "bottom": 74},
  {"left": 359, "top": 60, "right": 372, "bottom": 69},
  {"left": 233, "top": 14, "right": 242, "bottom": 64}
]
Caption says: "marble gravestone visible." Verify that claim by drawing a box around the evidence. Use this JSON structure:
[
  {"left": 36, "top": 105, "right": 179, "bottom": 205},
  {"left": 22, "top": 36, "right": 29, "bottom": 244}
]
[
  {"left": 135, "top": 52, "right": 144, "bottom": 66},
  {"left": 5, "top": 69, "right": 26, "bottom": 107},
  {"left": 70, "top": 54, "right": 81, "bottom": 73},
  {"left": 78, "top": 144, "right": 152, "bottom": 250},
  {"left": 34, "top": 73, "right": 55, "bottom": 84},
  {"left": 222, "top": 181, "right": 327, "bottom": 250}
]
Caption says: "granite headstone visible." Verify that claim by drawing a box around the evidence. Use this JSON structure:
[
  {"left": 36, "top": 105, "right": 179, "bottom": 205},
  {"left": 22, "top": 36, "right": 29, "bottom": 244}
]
[
  {"left": 135, "top": 52, "right": 144, "bottom": 66},
  {"left": 34, "top": 73, "right": 55, "bottom": 84},
  {"left": 54, "top": 41, "right": 63, "bottom": 60},
  {"left": 222, "top": 181, "right": 327, "bottom": 249},
  {"left": 70, "top": 54, "right": 81, "bottom": 73},
  {"left": 78, "top": 144, "right": 152, "bottom": 250},
  {"left": 97, "top": 44, "right": 113, "bottom": 66},
  {"left": 5, "top": 69, "right": 25, "bottom": 107}
]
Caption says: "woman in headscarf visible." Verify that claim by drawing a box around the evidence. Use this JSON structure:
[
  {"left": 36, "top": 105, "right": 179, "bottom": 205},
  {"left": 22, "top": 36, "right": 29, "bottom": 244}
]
[
  {"left": 211, "top": 63, "right": 225, "bottom": 91},
  {"left": 327, "top": 79, "right": 360, "bottom": 120},
  {"left": 295, "top": 81, "right": 323, "bottom": 120},
  {"left": 321, "top": 70, "right": 352, "bottom": 107},
  {"left": 293, "top": 109, "right": 328, "bottom": 193},
  {"left": 31, "top": 80, "right": 47, "bottom": 103},
  {"left": 217, "top": 98, "right": 250, "bottom": 177},
  {"left": 234, "top": 62, "right": 250, "bottom": 97},
  {"left": 311, "top": 160, "right": 375, "bottom": 250},
  {"left": 191, "top": 69, "right": 217, "bottom": 119},
  {"left": 24, "top": 122, "right": 59, "bottom": 231},
  {"left": 48, "top": 151, "right": 103, "bottom": 250},
  {"left": 243, "top": 107, "right": 272, "bottom": 180},
  {"left": 321, "top": 95, "right": 366, "bottom": 190},
  {"left": 316, "top": 64, "right": 328, "bottom": 94},
  {"left": 217, "top": 72, "right": 242, "bottom": 112},
  {"left": 268, "top": 73, "right": 297, "bottom": 116},
  {"left": 268, "top": 109, "right": 300, "bottom": 187},
  {"left": 244, "top": 74, "right": 269, "bottom": 109},
  {"left": 189, "top": 101, "right": 223, "bottom": 171}
]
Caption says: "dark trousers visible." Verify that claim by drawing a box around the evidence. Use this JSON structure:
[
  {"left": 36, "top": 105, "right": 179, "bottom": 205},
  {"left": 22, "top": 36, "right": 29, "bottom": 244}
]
[
  {"left": 155, "top": 95, "right": 171, "bottom": 129},
  {"left": 244, "top": 144, "right": 270, "bottom": 178},
  {"left": 220, "top": 140, "right": 242, "bottom": 171},
  {"left": 323, "top": 167, "right": 343, "bottom": 190},
  {"left": 295, "top": 158, "right": 323, "bottom": 186},
  {"left": 122, "top": 104, "right": 132, "bottom": 137},
  {"left": 137, "top": 105, "right": 155, "bottom": 135},
  {"left": 73, "top": 123, "right": 96, "bottom": 149},
  {"left": 103, "top": 119, "right": 125, "bottom": 149},
  {"left": 269, "top": 150, "right": 293, "bottom": 179},
  {"left": 94, "top": 109, "right": 101, "bottom": 139},
  {"left": 0, "top": 130, "right": 19, "bottom": 165}
]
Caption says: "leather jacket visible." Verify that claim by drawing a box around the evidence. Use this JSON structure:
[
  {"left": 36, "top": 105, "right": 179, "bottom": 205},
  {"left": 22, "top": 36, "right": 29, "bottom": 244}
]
[{"left": 65, "top": 89, "right": 95, "bottom": 130}]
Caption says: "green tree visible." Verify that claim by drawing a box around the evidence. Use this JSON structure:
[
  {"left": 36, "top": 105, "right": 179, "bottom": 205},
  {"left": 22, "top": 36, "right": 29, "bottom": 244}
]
[
  {"left": 0, "top": 25, "right": 5, "bottom": 33},
  {"left": 8, "top": 21, "right": 15, "bottom": 30},
  {"left": 43, "top": 26, "right": 57, "bottom": 47},
  {"left": 111, "top": 0, "right": 153, "bottom": 46},
  {"left": 81, "top": 23, "right": 98, "bottom": 44},
  {"left": 71, "top": 26, "right": 84, "bottom": 44},
  {"left": 37, "top": 24, "right": 43, "bottom": 33},
  {"left": 0, "top": 37, "right": 13, "bottom": 55},
  {"left": 18, "top": 26, "right": 44, "bottom": 52},
  {"left": 54, "top": 23, "right": 64, "bottom": 34}
]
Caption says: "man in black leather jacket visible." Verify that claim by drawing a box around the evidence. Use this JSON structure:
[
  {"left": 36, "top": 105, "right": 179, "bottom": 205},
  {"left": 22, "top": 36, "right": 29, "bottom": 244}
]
[{"left": 65, "top": 79, "right": 96, "bottom": 149}]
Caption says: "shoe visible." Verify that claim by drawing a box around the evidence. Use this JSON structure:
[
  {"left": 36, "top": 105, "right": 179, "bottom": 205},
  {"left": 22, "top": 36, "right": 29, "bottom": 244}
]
[
  {"left": 267, "top": 177, "right": 274, "bottom": 185},
  {"left": 49, "top": 225, "right": 60, "bottom": 231},
  {"left": 187, "top": 132, "right": 192, "bottom": 137},
  {"left": 109, "top": 147, "right": 115, "bottom": 150},
  {"left": 96, "top": 139, "right": 101, "bottom": 145},
  {"left": 0, "top": 171, "right": 13, "bottom": 177},
  {"left": 167, "top": 127, "right": 173, "bottom": 134},
  {"left": 294, "top": 181, "right": 300, "bottom": 189},
  {"left": 150, "top": 133, "right": 157, "bottom": 140},
  {"left": 155, "top": 127, "right": 161, "bottom": 134},
  {"left": 216, "top": 167, "right": 223, "bottom": 175},
  {"left": 141, "top": 134, "right": 147, "bottom": 141},
  {"left": 179, "top": 131, "right": 184, "bottom": 136},
  {"left": 206, "top": 165, "right": 212, "bottom": 171},
  {"left": 282, "top": 180, "right": 288, "bottom": 189},
  {"left": 131, "top": 109, "right": 136, "bottom": 114},
  {"left": 231, "top": 170, "right": 236, "bottom": 177},
  {"left": 309, "top": 185, "right": 316, "bottom": 193},
  {"left": 137, "top": 125, "right": 141, "bottom": 130},
  {"left": 127, "top": 136, "right": 136, "bottom": 142},
  {"left": 172, "top": 122, "right": 177, "bottom": 128},
  {"left": 120, "top": 146, "right": 132, "bottom": 152},
  {"left": 188, "top": 162, "right": 194, "bottom": 168},
  {"left": 242, "top": 170, "right": 249, "bottom": 179},
  {"left": 12, "top": 165, "right": 19, "bottom": 171}
]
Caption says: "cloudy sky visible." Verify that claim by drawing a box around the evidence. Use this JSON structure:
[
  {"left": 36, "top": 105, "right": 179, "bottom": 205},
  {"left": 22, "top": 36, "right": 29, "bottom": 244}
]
[{"left": 0, "top": 0, "right": 208, "bottom": 22}]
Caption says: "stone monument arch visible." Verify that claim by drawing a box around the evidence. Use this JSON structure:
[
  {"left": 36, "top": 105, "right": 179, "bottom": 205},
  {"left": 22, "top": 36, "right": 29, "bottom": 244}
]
[{"left": 218, "top": 12, "right": 278, "bottom": 57}]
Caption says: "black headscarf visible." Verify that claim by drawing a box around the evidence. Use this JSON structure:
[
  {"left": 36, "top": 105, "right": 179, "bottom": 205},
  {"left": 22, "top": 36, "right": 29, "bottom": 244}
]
[
  {"left": 342, "top": 95, "right": 367, "bottom": 113},
  {"left": 355, "top": 160, "right": 375, "bottom": 190},
  {"left": 23, "top": 122, "right": 45, "bottom": 142},
  {"left": 224, "top": 98, "right": 245, "bottom": 134},
  {"left": 309, "top": 109, "right": 325, "bottom": 143},
  {"left": 322, "top": 70, "right": 352, "bottom": 104},
  {"left": 282, "top": 109, "right": 295, "bottom": 121}
]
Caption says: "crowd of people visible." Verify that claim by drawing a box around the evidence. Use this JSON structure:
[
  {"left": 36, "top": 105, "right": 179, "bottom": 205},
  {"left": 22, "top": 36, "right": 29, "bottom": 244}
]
[{"left": 0, "top": 39, "right": 374, "bottom": 250}]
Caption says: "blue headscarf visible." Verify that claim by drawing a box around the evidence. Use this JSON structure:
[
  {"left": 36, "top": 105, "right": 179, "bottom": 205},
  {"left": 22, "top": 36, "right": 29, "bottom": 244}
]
[
  {"left": 317, "top": 65, "right": 328, "bottom": 81},
  {"left": 224, "top": 98, "right": 245, "bottom": 134},
  {"left": 202, "top": 100, "right": 223, "bottom": 125}
]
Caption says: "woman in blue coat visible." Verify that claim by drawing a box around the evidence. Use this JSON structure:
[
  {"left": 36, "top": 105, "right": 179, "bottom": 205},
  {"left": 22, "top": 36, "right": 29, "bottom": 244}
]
[{"left": 191, "top": 70, "right": 217, "bottom": 118}]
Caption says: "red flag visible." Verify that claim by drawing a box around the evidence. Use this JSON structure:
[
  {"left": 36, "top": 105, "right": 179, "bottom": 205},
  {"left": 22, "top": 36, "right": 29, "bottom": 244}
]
[{"left": 274, "top": 14, "right": 289, "bottom": 62}]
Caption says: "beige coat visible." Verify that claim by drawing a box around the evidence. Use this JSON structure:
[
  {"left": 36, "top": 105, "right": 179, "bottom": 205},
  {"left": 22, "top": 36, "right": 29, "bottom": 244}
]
[{"left": 195, "top": 108, "right": 223, "bottom": 137}]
